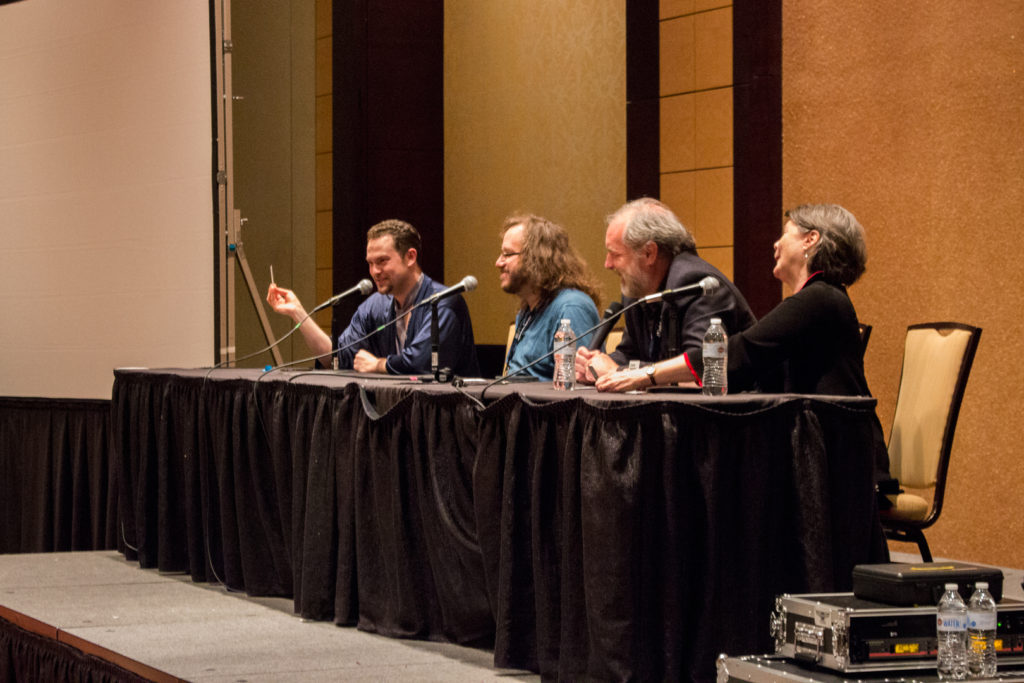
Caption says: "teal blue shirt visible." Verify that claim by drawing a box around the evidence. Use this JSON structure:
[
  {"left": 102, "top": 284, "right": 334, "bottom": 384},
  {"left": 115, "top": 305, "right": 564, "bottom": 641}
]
[{"left": 506, "top": 288, "right": 600, "bottom": 380}]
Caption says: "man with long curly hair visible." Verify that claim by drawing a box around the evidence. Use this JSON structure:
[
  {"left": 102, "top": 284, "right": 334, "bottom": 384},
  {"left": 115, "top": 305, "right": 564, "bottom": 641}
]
[{"left": 496, "top": 214, "right": 601, "bottom": 380}]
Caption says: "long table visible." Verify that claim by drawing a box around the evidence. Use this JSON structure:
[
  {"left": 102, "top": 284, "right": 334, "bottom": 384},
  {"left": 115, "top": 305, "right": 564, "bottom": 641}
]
[{"left": 112, "top": 368, "right": 888, "bottom": 681}]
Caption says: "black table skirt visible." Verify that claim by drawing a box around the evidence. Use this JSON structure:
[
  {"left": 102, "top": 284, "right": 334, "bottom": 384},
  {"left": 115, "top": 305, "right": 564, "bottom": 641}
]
[
  {"left": 112, "top": 368, "right": 888, "bottom": 681},
  {"left": 0, "top": 397, "right": 116, "bottom": 555}
]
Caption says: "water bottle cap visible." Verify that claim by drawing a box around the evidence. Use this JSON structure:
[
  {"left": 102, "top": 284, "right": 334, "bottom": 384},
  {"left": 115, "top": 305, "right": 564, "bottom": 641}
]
[
  {"left": 976, "top": 581, "right": 988, "bottom": 589},
  {"left": 560, "top": 318, "right": 570, "bottom": 324},
  {"left": 709, "top": 317, "right": 722, "bottom": 324},
  {"left": 945, "top": 583, "right": 959, "bottom": 590}
]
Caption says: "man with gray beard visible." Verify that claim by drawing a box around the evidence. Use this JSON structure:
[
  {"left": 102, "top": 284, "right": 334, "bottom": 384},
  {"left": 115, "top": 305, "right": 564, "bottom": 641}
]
[{"left": 575, "top": 198, "right": 755, "bottom": 388}]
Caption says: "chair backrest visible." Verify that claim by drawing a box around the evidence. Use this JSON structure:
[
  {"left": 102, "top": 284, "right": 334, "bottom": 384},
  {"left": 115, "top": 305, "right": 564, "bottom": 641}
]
[
  {"left": 887, "top": 323, "right": 981, "bottom": 497},
  {"left": 604, "top": 329, "right": 624, "bottom": 355},
  {"left": 858, "top": 323, "right": 872, "bottom": 357},
  {"left": 503, "top": 322, "right": 516, "bottom": 374}
]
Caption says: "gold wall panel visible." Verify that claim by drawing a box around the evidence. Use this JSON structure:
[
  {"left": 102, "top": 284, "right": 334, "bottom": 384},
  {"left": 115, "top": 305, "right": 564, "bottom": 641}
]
[
  {"left": 694, "top": 7, "right": 731, "bottom": 90},
  {"left": 444, "top": 1, "right": 626, "bottom": 345},
  {"left": 660, "top": 4, "right": 734, "bottom": 268},
  {"left": 783, "top": 1, "right": 1024, "bottom": 568}
]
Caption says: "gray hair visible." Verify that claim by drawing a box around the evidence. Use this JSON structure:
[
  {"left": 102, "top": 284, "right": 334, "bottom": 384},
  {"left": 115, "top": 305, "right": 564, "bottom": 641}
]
[
  {"left": 786, "top": 204, "right": 867, "bottom": 286},
  {"left": 607, "top": 198, "right": 696, "bottom": 257}
]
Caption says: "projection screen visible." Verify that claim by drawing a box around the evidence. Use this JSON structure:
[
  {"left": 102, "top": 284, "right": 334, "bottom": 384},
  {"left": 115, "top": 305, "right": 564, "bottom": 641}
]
[{"left": 0, "top": 1, "right": 214, "bottom": 400}]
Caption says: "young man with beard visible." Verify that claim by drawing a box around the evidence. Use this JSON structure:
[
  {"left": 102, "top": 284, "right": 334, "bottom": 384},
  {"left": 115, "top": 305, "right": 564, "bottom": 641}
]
[{"left": 267, "top": 219, "right": 479, "bottom": 376}]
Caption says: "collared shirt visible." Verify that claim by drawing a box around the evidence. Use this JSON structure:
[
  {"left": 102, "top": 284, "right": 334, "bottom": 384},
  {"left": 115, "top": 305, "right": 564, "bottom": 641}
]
[
  {"left": 393, "top": 274, "right": 424, "bottom": 353},
  {"left": 335, "top": 272, "right": 480, "bottom": 377},
  {"left": 610, "top": 251, "right": 757, "bottom": 380},
  {"left": 506, "top": 288, "right": 600, "bottom": 380}
]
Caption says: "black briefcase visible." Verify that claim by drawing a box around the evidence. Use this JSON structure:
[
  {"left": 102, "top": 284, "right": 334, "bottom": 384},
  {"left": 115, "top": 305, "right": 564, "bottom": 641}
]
[{"left": 852, "top": 562, "right": 1004, "bottom": 606}]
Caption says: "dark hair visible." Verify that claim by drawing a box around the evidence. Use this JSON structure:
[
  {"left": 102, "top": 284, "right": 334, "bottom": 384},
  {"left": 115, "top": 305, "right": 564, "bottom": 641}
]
[
  {"left": 502, "top": 213, "right": 601, "bottom": 309},
  {"left": 367, "top": 219, "right": 421, "bottom": 258},
  {"left": 786, "top": 204, "right": 867, "bottom": 286},
  {"left": 607, "top": 197, "right": 696, "bottom": 257}
]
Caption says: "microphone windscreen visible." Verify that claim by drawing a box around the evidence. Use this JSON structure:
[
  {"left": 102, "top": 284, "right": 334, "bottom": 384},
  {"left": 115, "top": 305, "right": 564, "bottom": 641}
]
[
  {"left": 357, "top": 278, "right": 374, "bottom": 295},
  {"left": 462, "top": 275, "right": 478, "bottom": 292},
  {"left": 700, "top": 276, "right": 720, "bottom": 294}
]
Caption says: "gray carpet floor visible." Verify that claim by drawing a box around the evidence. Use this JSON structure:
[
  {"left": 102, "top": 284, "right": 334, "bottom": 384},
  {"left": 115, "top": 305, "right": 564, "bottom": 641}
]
[
  {"left": 0, "top": 551, "right": 538, "bottom": 682},
  {"left": 1, "top": 550, "right": 1021, "bottom": 681}
]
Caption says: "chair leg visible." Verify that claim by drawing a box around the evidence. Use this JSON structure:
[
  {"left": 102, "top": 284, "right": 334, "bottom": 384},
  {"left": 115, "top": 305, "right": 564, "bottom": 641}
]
[
  {"left": 915, "top": 532, "right": 933, "bottom": 563},
  {"left": 883, "top": 525, "right": 933, "bottom": 562}
]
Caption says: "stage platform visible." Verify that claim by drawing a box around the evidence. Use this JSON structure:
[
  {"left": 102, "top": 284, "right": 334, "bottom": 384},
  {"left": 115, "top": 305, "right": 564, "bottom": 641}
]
[
  {"left": 2, "top": 551, "right": 1021, "bottom": 682},
  {"left": 0, "top": 551, "right": 537, "bottom": 682}
]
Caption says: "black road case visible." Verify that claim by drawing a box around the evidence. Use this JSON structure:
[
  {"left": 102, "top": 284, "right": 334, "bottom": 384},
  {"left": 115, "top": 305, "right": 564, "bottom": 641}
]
[
  {"left": 770, "top": 592, "right": 1024, "bottom": 673},
  {"left": 718, "top": 654, "right": 1024, "bottom": 683},
  {"left": 852, "top": 562, "right": 1004, "bottom": 606}
]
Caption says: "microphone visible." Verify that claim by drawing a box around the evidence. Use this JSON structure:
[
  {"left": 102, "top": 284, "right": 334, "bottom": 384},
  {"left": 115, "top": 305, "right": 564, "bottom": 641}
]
[
  {"left": 586, "top": 301, "right": 624, "bottom": 352},
  {"left": 422, "top": 275, "right": 478, "bottom": 306},
  {"left": 425, "top": 275, "right": 476, "bottom": 381},
  {"left": 330, "top": 275, "right": 480, "bottom": 380},
  {"left": 321, "top": 278, "right": 374, "bottom": 309},
  {"left": 639, "top": 275, "right": 719, "bottom": 304}
]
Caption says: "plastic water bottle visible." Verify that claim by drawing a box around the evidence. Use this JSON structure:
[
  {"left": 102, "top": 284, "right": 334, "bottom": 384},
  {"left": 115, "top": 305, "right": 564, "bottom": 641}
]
[
  {"left": 552, "top": 318, "right": 576, "bottom": 390},
  {"left": 967, "top": 582, "right": 997, "bottom": 678},
  {"left": 937, "top": 583, "right": 968, "bottom": 680},
  {"left": 701, "top": 317, "right": 727, "bottom": 395}
]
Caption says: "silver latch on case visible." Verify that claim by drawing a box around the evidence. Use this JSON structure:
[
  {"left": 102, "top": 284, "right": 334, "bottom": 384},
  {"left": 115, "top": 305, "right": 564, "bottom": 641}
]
[
  {"left": 770, "top": 596, "right": 788, "bottom": 651},
  {"left": 794, "top": 621, "right": 825, "bottom": 663}
]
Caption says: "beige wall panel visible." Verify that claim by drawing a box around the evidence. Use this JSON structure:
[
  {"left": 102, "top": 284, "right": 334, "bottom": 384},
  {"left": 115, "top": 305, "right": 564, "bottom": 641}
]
[
  {"left": 694, "top": 87, "right": 732, "bottom": 168},
  {"left": 695, "top": 1, "right": 731, "bottom": 12},
  {"left": 694, "top": 7, "right": 732, "bottom": 90},
  {"left": 314, "top": 267, "right": 332, "bottom": 329},
  {"left": 316, "top": 152, "right": 332, "bottom": 213},
  {"left": 315, "top": 95, "right": 332, "bottom": 153},
  {"left": 694, "top": 167, "right": 733, "bottom": 248},
  {"left": 315, "top": 36, "right": 331, "bottom": 97},
  {"left": 783, "top": 1, "right": 1024, "bottom": 567},
  {"left": 661, "top": 172, "right": 697, "bottom": 231},
  {"left": 661, "top": 0, "right": 695, "bottom": 19},
  {"left": 661, "top": 16, "right": 696, "bottom": 95},
  {"left": 698, "top": 246, "right": 734, "bottom": 280},
  {"left": 315, "top": 0, "right": 331, "bottom": 38},
  {"left": 661, "top": 168, "right": 733, "bottom": 251},
  {"left": 316, "top": 211, "right": 333, "bottom": 270},
  {"left": 661, "top": 93, "right": 697, "bottom": 172},
  {"left": 444, "top": 1, "right": 626, "bottom": 345}
]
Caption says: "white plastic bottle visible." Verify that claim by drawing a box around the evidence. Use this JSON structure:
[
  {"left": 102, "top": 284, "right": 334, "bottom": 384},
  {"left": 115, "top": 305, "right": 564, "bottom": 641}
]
[
  {"left": 552, "top": 318, "right": 576, "bottom": 391},
  {"left": 967, "top": 581, "right": 997, "bottom": 678},
  {"left": 937, "top": 583, "right": 968, "bottom": 680},
  {"left": 701, "top": 317, "right": 727, "bottom": 395}
]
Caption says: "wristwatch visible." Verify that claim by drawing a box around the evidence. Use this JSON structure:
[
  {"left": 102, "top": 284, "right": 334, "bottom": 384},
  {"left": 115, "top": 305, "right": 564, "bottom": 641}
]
[{"left": 645, "top": 364, "right": 657, "bottom": 386}]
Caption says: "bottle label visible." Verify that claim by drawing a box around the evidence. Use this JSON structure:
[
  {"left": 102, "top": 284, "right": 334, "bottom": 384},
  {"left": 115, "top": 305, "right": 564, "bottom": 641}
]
[
  {"left": 967, "top": 612, "right": 996, "bottom": 630},
  {"left": 938, "top": 615, "right": 966, "bottom": 631},
  {"left": 703, "top": 342, "right": 726, "bottom": 359}
]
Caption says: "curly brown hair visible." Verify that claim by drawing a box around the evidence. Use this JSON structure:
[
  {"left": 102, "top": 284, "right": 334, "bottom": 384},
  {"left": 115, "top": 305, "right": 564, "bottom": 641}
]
[{"left": 501, "top": 213, "right": 601, "bottom": 310}]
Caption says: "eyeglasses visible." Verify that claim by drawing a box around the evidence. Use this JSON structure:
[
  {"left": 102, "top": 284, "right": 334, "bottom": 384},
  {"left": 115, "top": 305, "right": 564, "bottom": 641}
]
[{"left": 497, "top": 251, "right": 521, "bottom": 261}]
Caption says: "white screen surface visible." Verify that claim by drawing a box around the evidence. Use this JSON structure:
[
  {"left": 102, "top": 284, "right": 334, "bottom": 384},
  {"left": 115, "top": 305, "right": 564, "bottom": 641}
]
[{"left": 0, "top": 1, "right": 214, "bottom": 399}]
